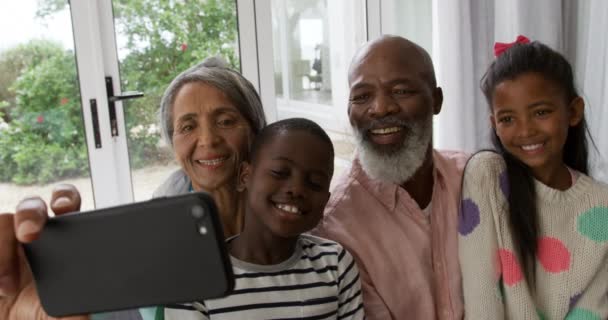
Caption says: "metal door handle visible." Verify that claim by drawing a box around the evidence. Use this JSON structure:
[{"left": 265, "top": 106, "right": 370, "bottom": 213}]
[
  {"left": 104, "top": 77, "right": 144, "bottom": 137},
  {"left": 108, "top": 91, "right": 144, "bottom": 102}
]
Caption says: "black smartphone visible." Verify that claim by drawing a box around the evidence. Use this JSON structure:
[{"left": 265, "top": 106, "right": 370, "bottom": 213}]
[{"left": 22, "top": 192, "right": 234, "bottom": 317}]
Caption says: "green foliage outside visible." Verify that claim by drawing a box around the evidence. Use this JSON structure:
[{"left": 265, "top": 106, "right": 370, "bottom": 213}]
[
  {"left": 0, "top": 0, "right": 238, "bottom": 184},
  {"left": 0, "top": 40, "right": 86, "bottom": 184}
]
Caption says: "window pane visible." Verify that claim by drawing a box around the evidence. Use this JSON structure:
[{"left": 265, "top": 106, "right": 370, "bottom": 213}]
[
  {"left": 272, "top": 0, "right": 333, "bottom": 106},
  {"left": 0, "top": 0, "right": 94, "bottom": 212},
  {"left": 112, "top": 0, "right": 240, "bottom": 202},
  {"left": 270, "top": 0, "right": 366, "bottom": 183}
]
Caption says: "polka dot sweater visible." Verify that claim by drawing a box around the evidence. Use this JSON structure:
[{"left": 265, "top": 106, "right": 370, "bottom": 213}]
[{"left": 458, "top": 151, "right": 608, "bottom": 320}]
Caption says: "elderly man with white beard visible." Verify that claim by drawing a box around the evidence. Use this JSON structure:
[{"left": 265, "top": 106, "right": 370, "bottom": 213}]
[{"left": 313, "top": 35, "right": 469, "bottom": 320}]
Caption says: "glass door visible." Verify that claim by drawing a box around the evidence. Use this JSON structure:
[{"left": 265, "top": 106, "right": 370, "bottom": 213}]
[
  {"left": 109, "top": 0, "right": 242, "bottom": 201},
  {"left": 0, "top": 0, "right": 95, "bottom": 211}
]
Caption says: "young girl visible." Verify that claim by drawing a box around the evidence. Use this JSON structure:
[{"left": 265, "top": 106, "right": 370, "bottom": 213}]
[
  {"left": 458, "top": 38, "right": 608, "bottom": 319},
  {"left": 165, "top": 118, "right": 365, "bottom": 319}
]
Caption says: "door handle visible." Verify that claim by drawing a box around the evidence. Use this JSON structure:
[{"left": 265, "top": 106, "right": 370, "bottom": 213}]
[
  {"left": 104, "top": 76, "right": 144, "bottom": 137},
  {"left": 108, "top": 91, "right": 144, "bottom": 102},
  {"left": 90, "top": 99, "right": 102, "bottom": 148}
]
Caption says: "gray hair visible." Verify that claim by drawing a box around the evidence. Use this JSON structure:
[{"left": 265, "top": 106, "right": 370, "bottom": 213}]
[{"left": 159, "top": 56, "right": 267, "bottom": 148}]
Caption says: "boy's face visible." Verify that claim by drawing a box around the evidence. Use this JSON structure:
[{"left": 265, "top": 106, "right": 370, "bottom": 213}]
[{"left": 240, "top": 130, "right": 333, "bottom": 238}]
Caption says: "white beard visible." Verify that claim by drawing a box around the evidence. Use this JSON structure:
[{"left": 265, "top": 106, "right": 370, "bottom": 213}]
[{"left": 355, "top": 114, "right": 432, "bottom": 185}]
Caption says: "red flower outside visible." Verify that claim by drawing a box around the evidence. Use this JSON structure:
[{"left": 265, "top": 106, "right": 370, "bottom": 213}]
[{"left": 37, "top": 115, "right": 44, "bottom": 123}]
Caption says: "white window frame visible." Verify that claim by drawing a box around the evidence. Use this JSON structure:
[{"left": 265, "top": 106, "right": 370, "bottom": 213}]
[{"left": 70, "top": 0, "right": 132, "bottom": 208}]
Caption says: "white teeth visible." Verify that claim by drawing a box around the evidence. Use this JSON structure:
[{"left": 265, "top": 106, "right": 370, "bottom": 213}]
[
  {"left": 521, "top": 143, "right": 543, "bottom": 151},
  {"left": 371, "top": 127, "right": 401, "bottom": 134},
  {"left": 276, "top": 204, "right": 302, "bottom": 215},
  {"left": 197, "top": 157, "right": 226, "bottom": 165}
]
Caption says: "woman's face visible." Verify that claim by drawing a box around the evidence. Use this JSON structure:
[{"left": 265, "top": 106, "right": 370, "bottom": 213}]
[{"left": 171, "top": 82, "right": 253, "bottom": 192}]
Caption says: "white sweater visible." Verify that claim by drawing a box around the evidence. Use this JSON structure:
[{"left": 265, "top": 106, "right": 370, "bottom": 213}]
[{"left": 458, "top": 151, "right": 608, "bottom": 320}]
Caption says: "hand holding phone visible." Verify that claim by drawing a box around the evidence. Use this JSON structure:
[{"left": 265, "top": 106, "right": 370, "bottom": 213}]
[
  {"left": 0, "top": 184, "right": 87, "bottom": 320},
  {"left": 23, "top": 192, "right": 234, "bottom": 317}
]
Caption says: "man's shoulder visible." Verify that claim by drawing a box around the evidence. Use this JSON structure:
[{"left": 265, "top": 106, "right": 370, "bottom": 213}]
[
  {"left": 435, "top": 149, "right": 470, "bottom": 170},
  {"left": 432, "top": 149, "right": 470, "bottom": 187},
  {"left": 314, "top": 166, "right": 364, "bottom": 239}
]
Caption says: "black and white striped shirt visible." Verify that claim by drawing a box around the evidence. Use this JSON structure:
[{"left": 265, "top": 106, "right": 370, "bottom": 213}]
[{"left": 165, "top": 234, "right": 364, "bottom": 320}]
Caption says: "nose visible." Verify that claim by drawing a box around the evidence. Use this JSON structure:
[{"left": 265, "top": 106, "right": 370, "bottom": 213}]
[
  {"left": 517, "top": 117, "right": 538, "bottom": 138},
  {"left": 196, "top": 123, "right": 221, "bottom": 147},
  {"left": 368, "top": 93, "right": 399, "bottom": 118},
  {"left": 285, "top": 175, "right": 306, "bottom": 199}
]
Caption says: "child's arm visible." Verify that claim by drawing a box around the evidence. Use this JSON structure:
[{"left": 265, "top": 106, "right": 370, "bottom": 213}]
[
  {"left": 336, "top": 247, "right": 365, "bottom": 319},
  {"left": 458, "top": 152, "right": 506, "bottom": 319}
]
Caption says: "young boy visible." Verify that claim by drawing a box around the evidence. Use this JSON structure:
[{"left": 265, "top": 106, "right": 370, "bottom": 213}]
[{"left": 165, "top": 118, "right": 365, "bottom": 319}]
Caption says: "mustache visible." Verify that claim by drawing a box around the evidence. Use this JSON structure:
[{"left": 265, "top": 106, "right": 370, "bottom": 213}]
[{"left": 357, "top": 117, "right": 413, "bottom": 134}]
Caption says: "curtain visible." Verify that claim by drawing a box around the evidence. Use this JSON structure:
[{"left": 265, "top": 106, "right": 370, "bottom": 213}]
[
  {"left": 432, "top": 0, "right": 608, "bottom": 182},
  {"left": 576, "top": 1, "right": 608, "bottom": 182}
]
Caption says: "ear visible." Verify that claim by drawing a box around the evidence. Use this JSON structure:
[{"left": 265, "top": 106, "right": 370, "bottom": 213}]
[
  {"left": 568, "top": 97, "right": 585, "bottom": 127},
  {"left": 237, "top": 161, "right": 252, "bottom": 192},
  {"left": 432, "top": 87, "right": 443, "bottom": 115}
]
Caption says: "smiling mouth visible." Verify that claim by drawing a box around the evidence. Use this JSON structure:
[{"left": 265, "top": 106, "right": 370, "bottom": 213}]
[
  {"left": 520, "top": 143, "right": 544, "bottom": 152},
  {"left": 196, "top": 156, "right": 228, "bottom": 166},
  {"left": 370, "top": 127, "right": 402, "bottom": 135},
  {"left": 275, "top": 203, "right": 303, "bottom": 215}
]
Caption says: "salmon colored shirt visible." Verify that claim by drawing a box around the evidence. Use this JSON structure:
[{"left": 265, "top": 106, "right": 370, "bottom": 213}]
[{"left": 313, "top": 150, "right": 469, "bottom": 320}]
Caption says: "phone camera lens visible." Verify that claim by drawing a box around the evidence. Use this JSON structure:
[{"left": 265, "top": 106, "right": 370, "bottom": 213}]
[{"left": 191, "top": 205, "right": 205, "bottom": 219}]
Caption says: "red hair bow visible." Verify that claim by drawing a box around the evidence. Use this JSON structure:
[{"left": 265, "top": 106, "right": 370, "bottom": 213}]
[{"left": 494, "top": 35, "right": 530, "bottom": 57}]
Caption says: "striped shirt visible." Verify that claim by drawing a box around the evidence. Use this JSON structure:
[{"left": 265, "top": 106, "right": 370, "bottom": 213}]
[{"left": 165, "top": 234, "right": 365, "bottom": 320}]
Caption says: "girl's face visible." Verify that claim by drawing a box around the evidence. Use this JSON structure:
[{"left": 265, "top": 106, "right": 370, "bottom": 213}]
[
  {"left": 491, "top": 72, "right": 583, "bottom": 178},
  {"left": 239, "top": 130, "right": 333, "bottom": 239},
  {"left": 172, "top": 82, "right": 253, "bottom": 192}
]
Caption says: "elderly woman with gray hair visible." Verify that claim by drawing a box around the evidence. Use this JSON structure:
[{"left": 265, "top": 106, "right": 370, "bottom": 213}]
[
  {"left": 154, "top": 57, "right": 266, "bottom": 236},
  {"left": 0, "top": 57, "right": 267, "bottom": 320}
]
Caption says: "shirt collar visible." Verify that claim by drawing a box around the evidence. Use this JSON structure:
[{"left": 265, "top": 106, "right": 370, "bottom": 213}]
[{"left": 351, "top": 158, "right": 400, "bottom": 211}]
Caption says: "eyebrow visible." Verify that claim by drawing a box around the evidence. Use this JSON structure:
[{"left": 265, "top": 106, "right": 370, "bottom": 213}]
[
  {"left": 175, "top": 106, "right": 240, "bottom": 122},
  {"left": 212, "top": 106, "right": 241, "bottom": 115},
  {"left": 272, "top": 156, "right": 331, "bottom": 178},
  {"left": 495, "top": 101, "right": 556, "bottom": 116},
  {"left": 175, "top": 113, "right": 197, "bottom": 123}
]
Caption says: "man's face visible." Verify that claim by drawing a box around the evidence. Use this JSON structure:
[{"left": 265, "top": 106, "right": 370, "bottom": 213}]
[{"left": 347, "top": 41, "right": 440, "bottom": 183}]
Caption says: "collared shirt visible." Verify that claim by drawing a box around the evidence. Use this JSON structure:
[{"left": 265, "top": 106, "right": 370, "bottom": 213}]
[{"left": 313, "top": 150, "right": 469, "bottom": 320}]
